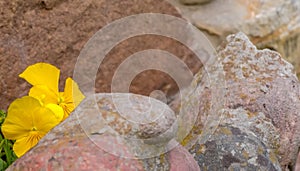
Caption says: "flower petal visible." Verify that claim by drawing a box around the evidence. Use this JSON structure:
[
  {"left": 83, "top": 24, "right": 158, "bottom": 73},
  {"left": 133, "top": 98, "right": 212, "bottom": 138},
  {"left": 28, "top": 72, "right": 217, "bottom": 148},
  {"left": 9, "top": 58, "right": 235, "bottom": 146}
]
[
  {"left": 29, "top": 85, "right": 59, "bottom": 105},
  {"left": 60, "top": 77, "right": 85, "bottom": 119},
  {"left": 13, "top": 132, "right": 43, "bottom": 157},
  {"left": 19, "top": 63, "right": 60, "bottom": 93},
  {"left": 2, "top": 96, "right": 60, "bottom": 141},
  {"left": 3, "top": 96, "right": 61, "bottom": 157},
  {"left": 45, "top": 104, "right": 64, "bottom": 122},
  {"left": 63, "top": 77, "right": 85, "bottom": 107},
  {"left": 32, "top": 106, "right": 60, "bottom": 134},
  {"left": 2, "top": 96, "right": 41, "bottom": 140}
]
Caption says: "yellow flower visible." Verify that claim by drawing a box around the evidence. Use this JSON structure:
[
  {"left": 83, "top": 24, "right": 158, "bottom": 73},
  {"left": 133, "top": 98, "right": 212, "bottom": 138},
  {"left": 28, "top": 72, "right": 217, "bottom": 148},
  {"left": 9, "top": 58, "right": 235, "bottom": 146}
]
[
  {"left": 19, "top": 63, "right": 85, "bottom": 120},
  {"left": 1, "top": 96, "right": 61, "bottom": 157}
]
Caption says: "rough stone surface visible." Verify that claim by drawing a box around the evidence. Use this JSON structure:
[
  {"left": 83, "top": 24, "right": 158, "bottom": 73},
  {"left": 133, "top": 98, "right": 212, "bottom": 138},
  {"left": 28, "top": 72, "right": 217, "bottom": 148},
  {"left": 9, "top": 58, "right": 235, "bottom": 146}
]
[
  {"left": 8, "top": 135, "right": 144, "bottom": 171},
  {"left": 220, "top": 33, "right": 300, "bottom": 169},
  {"left": 176, "top": 32, "right": 300, "bottom": 170},
  {"left": 0, "top": 0, "right": 202, "bottom": 110},
  {"left": 8, "top": 93, "right": 199, "bottom": 170},
  {"left": 169, "top": 0, "right": 300, "bottom": 77},
  {"left": 191, "top": 125, "right": 281, "bottom": 170},
  {"left": 8, "top": 135, "right": 199, "bottom": 171},
  {"left": 35, "top": 93, "right": 178, "bottom": 158}
]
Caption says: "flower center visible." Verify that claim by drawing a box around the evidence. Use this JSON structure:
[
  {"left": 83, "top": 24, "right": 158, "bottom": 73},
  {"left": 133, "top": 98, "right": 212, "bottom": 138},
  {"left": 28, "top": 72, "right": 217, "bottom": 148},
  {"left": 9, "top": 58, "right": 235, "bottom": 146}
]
[
  {"left": 31, "top": 127, "right": 37, "bottom": 131},
  {"left": 58, "top": 95, "right": 64, "bottom": 104},
  {"left": 28, "top": 131, "right": 43, "bottom": 146}
]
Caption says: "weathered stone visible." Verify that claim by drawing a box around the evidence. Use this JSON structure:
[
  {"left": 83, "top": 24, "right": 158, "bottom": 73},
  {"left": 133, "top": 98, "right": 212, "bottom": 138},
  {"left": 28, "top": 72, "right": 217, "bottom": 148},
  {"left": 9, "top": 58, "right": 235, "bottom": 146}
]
[
  {"left": 8, "top": 135, "right": 144, "bottom": 171},
  {"left": 191, "top": 125, "right": 281, "bottom": 170},
  {"left": 219, "top": 33, "right": 300, "bottom": 170},
  {"left": 0, "top": 0, "right": 202, "bottom": 110},
  {"left": 37, "top": 93, "right": 178, "bottom": 158},
  {"left": 167, "top": 144, "right": 200, "bottom": 171},
  {"left": 177, "top": 32, "right": 300, "bottom": 170},
  {"left": 168, "top": 0, "right": 300, "bottom": 77},
  {"left": 8, "top": 93, "right": 199, "bottom": 170},
  {"left": 9, "top": 135, "right": 199, "bottom": 171}
]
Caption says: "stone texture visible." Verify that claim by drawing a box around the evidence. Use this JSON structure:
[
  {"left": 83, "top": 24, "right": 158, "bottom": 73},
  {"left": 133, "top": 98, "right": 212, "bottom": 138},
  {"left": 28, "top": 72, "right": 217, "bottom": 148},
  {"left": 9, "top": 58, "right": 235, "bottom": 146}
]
[
  {"left": 8, "top": 93, "right": 199, "bottom": 170},
  {"left": 8, "top": 135, "right": 199, "bottom": 171},
  {"left": 8, "top": 135, "right": 144, "bottom": 171},
  {"left": 168, "top": 0, "right": 300, "bottom": 77},
  {"left": 191, "top": 125, "right": 281, "bottom": 170},
  {"left": 0, "top": 0, "right": 202, "bottom": 110},
  {"left": 176, "top": 32, "right": 300, "bottom": 170}
]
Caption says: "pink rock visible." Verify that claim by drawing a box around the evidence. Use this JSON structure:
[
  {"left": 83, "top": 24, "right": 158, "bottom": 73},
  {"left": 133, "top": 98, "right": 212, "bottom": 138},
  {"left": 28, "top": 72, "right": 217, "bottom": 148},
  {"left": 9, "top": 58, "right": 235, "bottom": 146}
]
[
  {"left": 8, "top": 135, "right": 144, "bottom": 171},
  {"left": 168, "top": 145, "right": 200, "bottom": 171}
]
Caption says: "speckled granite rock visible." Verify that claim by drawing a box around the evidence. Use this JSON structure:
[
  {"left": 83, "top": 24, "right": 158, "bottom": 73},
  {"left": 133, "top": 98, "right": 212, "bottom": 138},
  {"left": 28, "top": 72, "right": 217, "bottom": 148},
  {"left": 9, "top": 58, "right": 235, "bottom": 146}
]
[
  {"left": 176, "top": 32, "right": 300, "bottom": 170},
  {"left": 168, "top": 0, "right": 300, "bottom": 77},
  {"left": 8, "top": 135, "right": 199, "bottom": 171},
  {"left": 8, "top": 135, "right": 144, "bottom": 171},
  {"left": 8, "top": 94, "right": 199, "bottom": 170}
]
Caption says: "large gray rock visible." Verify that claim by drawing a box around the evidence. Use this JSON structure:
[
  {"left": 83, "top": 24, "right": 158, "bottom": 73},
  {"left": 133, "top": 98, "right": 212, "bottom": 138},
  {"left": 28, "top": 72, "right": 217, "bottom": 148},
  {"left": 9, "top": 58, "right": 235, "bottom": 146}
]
[{"left": 175, "top": 32, "right": 300, "bottom": 170}]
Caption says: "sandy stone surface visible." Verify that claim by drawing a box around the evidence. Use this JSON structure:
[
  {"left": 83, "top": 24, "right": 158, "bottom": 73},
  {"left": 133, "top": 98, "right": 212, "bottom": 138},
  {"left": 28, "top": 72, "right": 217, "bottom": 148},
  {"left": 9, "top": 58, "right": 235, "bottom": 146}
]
[{"left": 0, "top": 0, "right": 202, "bottom": 110}]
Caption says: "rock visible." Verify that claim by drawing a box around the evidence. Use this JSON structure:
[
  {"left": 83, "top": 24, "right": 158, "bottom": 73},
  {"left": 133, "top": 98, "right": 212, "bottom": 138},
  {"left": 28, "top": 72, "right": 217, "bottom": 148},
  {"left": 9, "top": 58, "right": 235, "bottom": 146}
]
[
  {"left": 220, "top": 33, "right": 300, "bottom": 169},
  {"left": 8, "top": 93, "right": 199, "bottom": 170},
  {"left": 168, "top": 144, "right": 200, "bottom": 171},
  {"left": 191, "top": 125, "right": 281, "bottom": 170},
  {"left": 8, "top": 135, "right": 144, "bottom": 171},
  {"left": 179, "top": 0, "right": 213, "bottom": 5},
  {"left": 168, "top": 0, "right": 300, "bottom": 78},
  {"left": 37, "top": 93, "right": 178, "bottom": 158},
  {"left": 0, "top": 0, "right": 202, "bottom": 110},
  {"left": 8, "top": 134, "right": 199, "bottom": 171},
  {"left": 177, "top": 32, "right": 300, "bottom": 170}
]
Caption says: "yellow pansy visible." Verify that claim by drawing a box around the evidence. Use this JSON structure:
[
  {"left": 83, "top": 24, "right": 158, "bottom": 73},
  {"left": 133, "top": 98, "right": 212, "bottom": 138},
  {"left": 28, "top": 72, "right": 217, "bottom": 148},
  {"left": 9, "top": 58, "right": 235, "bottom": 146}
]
[
  {"left": 1, "top": 96, "right": 60, "bottom": 157},
  {"left": 19, "top": 63, "right": 85, "bottom": 120}
]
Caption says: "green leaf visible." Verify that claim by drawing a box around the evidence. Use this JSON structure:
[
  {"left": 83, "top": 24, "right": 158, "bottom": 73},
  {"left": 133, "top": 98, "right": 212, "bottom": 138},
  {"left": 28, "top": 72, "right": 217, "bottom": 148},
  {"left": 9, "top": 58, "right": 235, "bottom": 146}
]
[
  {"left": 0, "top": 159, "right": 8, "bottom": 171},
  {"left": 0, "top": 110, "right": 6, "bottom": 125},
  {"left": 0, "top": 110, "right": 17, "bottom": 170},
  {"left": 3, "top": 140, "right": 12, "bottom": 164}
]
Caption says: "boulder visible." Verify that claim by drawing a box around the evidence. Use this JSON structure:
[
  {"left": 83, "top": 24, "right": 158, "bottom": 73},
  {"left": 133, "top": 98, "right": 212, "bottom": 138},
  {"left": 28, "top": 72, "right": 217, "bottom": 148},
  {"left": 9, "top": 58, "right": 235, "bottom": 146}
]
[
  {"left": 0, "top": 0, "right": 202, "bottom": 110},
  {"left": 176, "top": 32, "right": 300, "bottom": 170}
]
